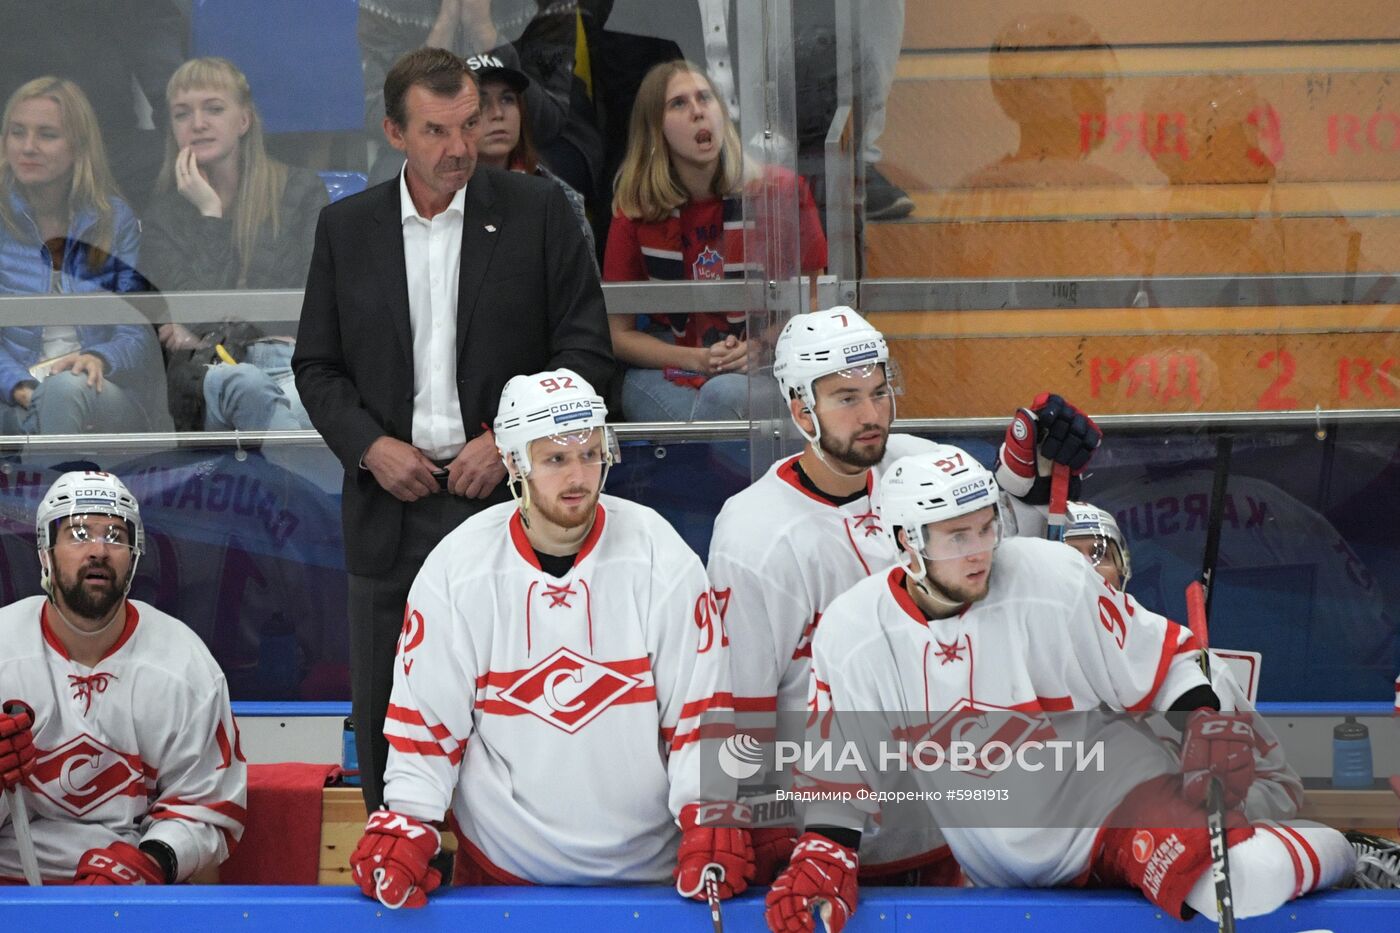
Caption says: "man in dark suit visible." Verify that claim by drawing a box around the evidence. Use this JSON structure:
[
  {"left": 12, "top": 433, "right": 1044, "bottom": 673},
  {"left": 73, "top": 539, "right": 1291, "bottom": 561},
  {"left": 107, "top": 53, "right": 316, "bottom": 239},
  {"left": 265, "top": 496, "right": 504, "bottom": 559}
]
[{"left": 294, "top": 47, "right": 613, "bottom": 811}]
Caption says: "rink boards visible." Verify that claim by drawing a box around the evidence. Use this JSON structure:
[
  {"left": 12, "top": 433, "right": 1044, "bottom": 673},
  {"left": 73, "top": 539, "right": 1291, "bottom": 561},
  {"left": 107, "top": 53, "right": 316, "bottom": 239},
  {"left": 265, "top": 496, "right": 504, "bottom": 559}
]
[{"left": 0, "top": 886, "right": 1396, "bottom": 932}]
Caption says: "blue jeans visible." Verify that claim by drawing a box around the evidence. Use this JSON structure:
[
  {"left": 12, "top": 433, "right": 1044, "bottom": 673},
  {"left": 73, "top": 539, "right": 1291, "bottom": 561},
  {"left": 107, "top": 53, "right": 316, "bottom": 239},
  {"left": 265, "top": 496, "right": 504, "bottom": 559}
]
[
  {"left": 202, "top": 341, "right": 310, "bottom": 431},
  {"left": 621, "top": 367, "right": 749, "bottom": 421},
  {"left": 0, "top": 370, "right": 149, "bottom": 434}
]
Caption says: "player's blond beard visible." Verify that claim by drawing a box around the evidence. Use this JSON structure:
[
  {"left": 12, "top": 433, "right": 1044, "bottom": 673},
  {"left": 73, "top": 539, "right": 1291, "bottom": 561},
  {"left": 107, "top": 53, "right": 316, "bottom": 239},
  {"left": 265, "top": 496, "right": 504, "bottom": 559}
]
[{"left": 529, "top": 481, "right": 600, "bottom": 532}]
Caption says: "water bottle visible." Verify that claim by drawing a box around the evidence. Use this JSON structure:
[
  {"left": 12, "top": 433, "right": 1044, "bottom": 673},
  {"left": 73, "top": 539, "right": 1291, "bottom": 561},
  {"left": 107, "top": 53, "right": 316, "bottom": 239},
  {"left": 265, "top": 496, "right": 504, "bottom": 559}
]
[
  {"left": 342, "top": 717, "right": 361, "bottom": 787},
  {"left": 1331, "top": 716, "right": 1373, "bottom": 789}
]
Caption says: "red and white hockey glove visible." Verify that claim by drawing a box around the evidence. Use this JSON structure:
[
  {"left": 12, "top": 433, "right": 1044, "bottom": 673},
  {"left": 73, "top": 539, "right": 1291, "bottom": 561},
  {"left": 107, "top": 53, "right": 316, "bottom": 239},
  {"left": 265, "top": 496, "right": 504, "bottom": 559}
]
[
  {"left": 674, "top": 802, "right": 754, "bottom": 900},
  {"left": 349, "top": 810, "right": 442, "bottom": 909},
  {"left": 751, "top": 826, "right": 798, "bottom": 884},
  {"left": 766, "top": 833, "right": 860, "bottom": 933},
  {"left": 998, "top": 393, "right": 1102, "bottom": 500},
  {"left": 1181, "top": 709, "right": 1257, "bottom": 809},
  {"left": 73, "top": 841, "right": 166, "bottom": 885},
  {"left": 0, "top": 704, "right": 35, "bottom": 793}
]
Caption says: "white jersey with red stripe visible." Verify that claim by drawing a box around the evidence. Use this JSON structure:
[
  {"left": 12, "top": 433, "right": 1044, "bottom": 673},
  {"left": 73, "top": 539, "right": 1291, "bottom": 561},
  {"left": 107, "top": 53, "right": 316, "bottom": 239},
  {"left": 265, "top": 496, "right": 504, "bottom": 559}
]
[
  {"left": 804, "top": 537, "right": 1210, "bottom": 888},
  {"left": 381, "top": 496, "right": 733, "bottom": 885},
  {"left": 708, "top": 435, "right": 938, "bottom": 719},
  {"left": 0, "top": 595, "right": 246, "bottom": 883}
]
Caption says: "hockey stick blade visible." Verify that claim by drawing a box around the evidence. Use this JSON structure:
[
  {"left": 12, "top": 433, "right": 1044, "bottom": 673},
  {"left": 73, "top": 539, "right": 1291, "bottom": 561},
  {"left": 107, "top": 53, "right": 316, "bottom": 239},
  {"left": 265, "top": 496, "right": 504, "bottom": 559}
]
[{"left": 1046, "top": 463, "right": 1070, "bottom": 541}]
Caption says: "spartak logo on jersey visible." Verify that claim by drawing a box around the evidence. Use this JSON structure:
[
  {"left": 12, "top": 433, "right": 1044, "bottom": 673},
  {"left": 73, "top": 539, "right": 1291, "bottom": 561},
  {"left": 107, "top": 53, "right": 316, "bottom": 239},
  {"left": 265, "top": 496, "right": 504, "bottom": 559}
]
[
  {"left": 27, "top": 733, "right": 145, "bottom": 817},
  {"left": 498, "top": 647, "right": 641, "bottom": 734},
  {"left": 902, "top": 699, "right": 1058, "bottom": 779}
]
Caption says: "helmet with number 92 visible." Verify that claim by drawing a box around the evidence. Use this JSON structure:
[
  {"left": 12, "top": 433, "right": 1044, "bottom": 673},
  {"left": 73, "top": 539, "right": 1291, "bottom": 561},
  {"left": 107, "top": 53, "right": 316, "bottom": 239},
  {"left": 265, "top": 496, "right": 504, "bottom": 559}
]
[{"left": 493, "top": 369, "right": 620, "bottom": 522}]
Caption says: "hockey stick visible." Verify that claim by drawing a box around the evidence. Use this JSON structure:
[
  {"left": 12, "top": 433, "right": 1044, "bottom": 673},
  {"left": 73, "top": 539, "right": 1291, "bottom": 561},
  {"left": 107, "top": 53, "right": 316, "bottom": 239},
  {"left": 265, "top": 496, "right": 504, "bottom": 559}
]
[
  {"left": 1185, "top": 435, "right": 1236, "bottom": 933},
  {"left": 2, "top": 702, "right": 41, "bottom": 886},
  {"left": 1046, "top": 463, "right": 1070, "bottom": 541},
  {"left": 704, "top": 866, "right": 724, "bottom": 933}
]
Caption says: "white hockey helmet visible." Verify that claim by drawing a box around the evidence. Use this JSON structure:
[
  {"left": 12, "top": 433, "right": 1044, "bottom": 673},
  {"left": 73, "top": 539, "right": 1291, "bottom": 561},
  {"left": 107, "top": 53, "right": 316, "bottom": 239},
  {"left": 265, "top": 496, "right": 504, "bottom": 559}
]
[
  {"left": 493, "top": 368, "right": 618, "bottom": 481},
  {"left": 35, "top": 471, "right": 144, "bottom": 596},
  {"left": 878, "top": 445, "right": 1014, "bottom": 569},
  {"left": 1064, "top": 501, "right": 1131, "bottom": 586},
  {"left": 773, "top": 306, "right": 896, "bottom": 445}
]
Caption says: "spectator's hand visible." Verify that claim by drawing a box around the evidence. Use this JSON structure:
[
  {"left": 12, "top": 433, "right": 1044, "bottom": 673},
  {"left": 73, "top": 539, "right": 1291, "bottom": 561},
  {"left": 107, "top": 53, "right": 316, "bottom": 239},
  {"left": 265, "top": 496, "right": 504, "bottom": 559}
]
[
  {"left": 158, "top": 323, "right": 204, "bottom": 352},
  {"left": 11, "top": 385, "right": 34, "bottom": 410},
  {"left": 460, "top": 0, "right": 498, "bottom": 48},
  {"left": 447, "top": 431, "right": 506, "bottom": 499},
  {"left": 708, "top": 336, "right": 749, "bottom": 375},
  {"left": 427, "top": 0, "right": 462, "bottom": 48},
  {"left": 363, "top": 437, "right": 440, "bottom": 502},
  {"left": 49, "top": 353, "right": 107, "bottom": 391},
  {"left": 175, "top": 146, "right": 223, "bottom": 218}
]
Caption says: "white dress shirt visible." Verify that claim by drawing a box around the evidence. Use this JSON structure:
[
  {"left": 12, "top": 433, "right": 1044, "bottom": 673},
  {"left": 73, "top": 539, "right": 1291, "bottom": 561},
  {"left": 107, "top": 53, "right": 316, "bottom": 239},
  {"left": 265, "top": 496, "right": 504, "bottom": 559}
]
[{"left": 400, "top": 167, "right": 468, "bottom": 460}]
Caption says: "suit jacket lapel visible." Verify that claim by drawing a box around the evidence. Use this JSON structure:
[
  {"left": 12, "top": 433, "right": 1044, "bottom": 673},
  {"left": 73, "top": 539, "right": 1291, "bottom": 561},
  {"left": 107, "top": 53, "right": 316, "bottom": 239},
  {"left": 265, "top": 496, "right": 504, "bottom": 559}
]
[
  {"left": 456, "top": 170, "right": 503, "bottom": 360},
  {"left": 371, "top": 183, "right": 414, "bottom": 371}
]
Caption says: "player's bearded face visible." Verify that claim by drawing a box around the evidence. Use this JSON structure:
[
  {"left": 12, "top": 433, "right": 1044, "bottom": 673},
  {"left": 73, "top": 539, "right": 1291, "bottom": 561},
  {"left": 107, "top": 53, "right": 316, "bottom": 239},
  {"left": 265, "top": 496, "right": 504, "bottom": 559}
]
[
  {"left": 526, "top": 432, "right": 605, "bottom": 530},
  {"left": 811, "top": 366, "right": 895, "bottom": 469},
  {"left": 50, "top": 517, "right": 133, "bottom": 620}
]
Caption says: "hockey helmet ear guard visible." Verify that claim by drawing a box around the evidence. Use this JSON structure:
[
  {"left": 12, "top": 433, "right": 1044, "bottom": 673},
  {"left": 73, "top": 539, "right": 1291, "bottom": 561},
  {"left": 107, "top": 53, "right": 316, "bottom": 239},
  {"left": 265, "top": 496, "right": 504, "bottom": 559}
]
[
  {"left": 1063, "top": 501, "right": 1130, "bottom": 586},
  {"left": 773, "top": 306, "right": 898, "bottom": 451},
  {"left": 493, "top": 370, "right": 618, "bottom": 518},
  {"left": 35, "top": 471, "right": 143, "bottom": 598}
]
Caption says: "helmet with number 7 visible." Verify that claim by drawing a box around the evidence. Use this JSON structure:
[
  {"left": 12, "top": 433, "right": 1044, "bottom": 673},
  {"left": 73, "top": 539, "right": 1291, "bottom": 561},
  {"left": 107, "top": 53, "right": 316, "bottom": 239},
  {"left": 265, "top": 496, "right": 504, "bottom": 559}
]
[
  {"left": 773, "top": 306, "right": 897, "bottom": 448},
  {"left": 878, "top": 445, "right": 1016, "bottom": 585},
  {"left": 1064, "top": 501, "right": 1131, "bottom": 586},
  {"left": 35, "top": 471, "right": 144, "bottom": 598},
  {"left": 493, "top": 368, "right": 619, "bottom": 482}
]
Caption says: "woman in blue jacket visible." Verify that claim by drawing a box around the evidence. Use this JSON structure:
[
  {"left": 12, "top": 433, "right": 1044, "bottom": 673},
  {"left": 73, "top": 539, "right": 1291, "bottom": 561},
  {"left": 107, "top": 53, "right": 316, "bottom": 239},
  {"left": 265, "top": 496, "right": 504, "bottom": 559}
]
[{"left": 0, "top": 76, "right": 165, "bottom": 434}]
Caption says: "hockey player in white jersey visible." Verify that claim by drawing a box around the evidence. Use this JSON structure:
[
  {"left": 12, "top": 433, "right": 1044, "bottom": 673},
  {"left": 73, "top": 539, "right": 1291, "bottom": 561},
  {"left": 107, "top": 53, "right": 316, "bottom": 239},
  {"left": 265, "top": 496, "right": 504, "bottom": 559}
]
[
  {"left": 707, "top": 306, "right": 1102, "bottom": 883},
  {"left": 349, "top": 370, "right": 751, "bottom": 909},
  {"left": 766, "top": 447, "right": 1355, "bottom": 932},
  {"left": 0, "top": 471, "right": 246, "bottom": 884},
  {"left": 1063, "top": 502, "right": 1303, "bottom": 821}
]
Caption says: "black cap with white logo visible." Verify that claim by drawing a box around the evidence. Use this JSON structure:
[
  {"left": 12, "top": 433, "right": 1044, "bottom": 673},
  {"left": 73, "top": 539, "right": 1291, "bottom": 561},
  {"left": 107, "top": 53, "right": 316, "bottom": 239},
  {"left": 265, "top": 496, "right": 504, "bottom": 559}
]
[{"left": 464, "top": 51, "right": 530, "bottom": 93}]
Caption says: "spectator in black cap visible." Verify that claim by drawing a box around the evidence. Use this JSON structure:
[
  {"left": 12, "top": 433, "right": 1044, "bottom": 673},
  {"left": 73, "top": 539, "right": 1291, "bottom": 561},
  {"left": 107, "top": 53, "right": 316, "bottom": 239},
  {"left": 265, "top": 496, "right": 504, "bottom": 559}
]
[
  {"left": 359, "top": 0, "right": 603, "bottom": 205},
  {"left": 468, "top": 52, "right": 596, "bottom": 270}
]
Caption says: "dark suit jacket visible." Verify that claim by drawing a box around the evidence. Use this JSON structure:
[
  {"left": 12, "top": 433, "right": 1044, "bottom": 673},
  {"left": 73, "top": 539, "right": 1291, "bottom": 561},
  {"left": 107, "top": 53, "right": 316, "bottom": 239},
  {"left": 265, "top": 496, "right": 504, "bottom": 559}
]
[{"left": 293, "top": 168, "right": 614, "bottom": 576}]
